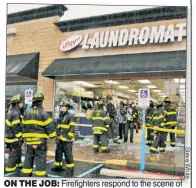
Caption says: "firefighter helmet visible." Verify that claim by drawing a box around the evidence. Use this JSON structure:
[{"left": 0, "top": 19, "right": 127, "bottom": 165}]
[
  {"left": 32, "top": 93, "right": 44, "bottom": 102},
  {"left": 106, "top": 95, "right": 113, "bottom": 101},
  {"left": 59, "top": 99, "right": 72, "bottom": 108},
  {"left": 164, "top": 97, "right": 171, "bottom": 103},
  {"left": 10, "top": 94, "right": 23, "bottom": 104},
  {"left": 156, "top": 101, "right": 164, "bottom": 108},
  {"left": 150, "top": 100, "right": 154, "bottom": 107}
]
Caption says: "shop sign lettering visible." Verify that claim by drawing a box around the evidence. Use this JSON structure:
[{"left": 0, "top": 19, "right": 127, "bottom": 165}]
[
  {"left": 60, "top": 35, "right": 83, "bottom": 52},
  {"left": 60, "top": 23, "right": 186, "bottom": 52}
]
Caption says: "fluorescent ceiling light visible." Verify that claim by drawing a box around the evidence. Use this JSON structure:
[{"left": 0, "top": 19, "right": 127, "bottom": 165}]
[
  {"left": 146, "top": 85, "right": 157, "bottom": 89},
  {"left": 180, "top": 85, "right": 185, "bottom": 89},
  {"left": 160, "top": 95, "right": 167, "bottom": 98},
  {"left": 104, "top": 80, "right": 119, "bottom": 84},
  {"left": 180, "top": 79, "right": 185, "bottom": 83},
  {"left": 152, "top": 89, "right": 161, "bottom": 92},
  {"left": 138, "top": 80, "right": 151, "bottom": 84},
  {"left": 128, "top": 89, "right": 137, "bottom": 92},
  {"left": 73, "top": 81, "right": 97, "bottom": 87},
  {"left": 118, "top": 86, "right": 129, "bottom": 89},
  {"left": 180, "top": 89, "right": 185, "bottom": 93}
]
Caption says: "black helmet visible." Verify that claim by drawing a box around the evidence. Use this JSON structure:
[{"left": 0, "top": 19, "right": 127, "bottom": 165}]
[
  {"left": 156, "top": 101, "right": 163, "bottom": 108},
  {"left": 32, "top": 93, "right": 44, "bottom": 102},
  {"left": 10, "top": 94, "right": 23, "bottom": 104},
  {"left": 150, "top": 100, "right": 154, "bottom": 107},
  {"left": 164, "top": 97, "right": 171, "bottom": 103}
]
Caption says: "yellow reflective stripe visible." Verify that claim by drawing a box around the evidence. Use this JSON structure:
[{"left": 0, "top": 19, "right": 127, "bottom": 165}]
[
  {"left": 170, "top": 142, "right": 176, "bottom": 145},
  {"left": 58, "top": 135, "right": 67, "bottom": 141},
  {"left": 93, "top": 132, "right": 102, "bottom": 134},
  {"left": 36, "top": 171, "right": 46, "bottom": 176},
  {"left": 44, "top": 118, "right": 52, "bottom": 126},
  {"left": 22, "top": 119, "right": 45, "bottom": 126},
  {"left": 16, "top": 132, "right": 22, "bottom": 138},
  {"left": 66, "top": 163, "right": 75, "bottom": 168},
  {"left": 159, "top": 147, "right": 165, "bottom": 151},
  {"left": 147, "top": 116, "right": 152, "bottom": 119},
  {"left": 101, "top": 146, "right": 107, "bottom": 150},
  {"left": 26, "top": 141, "right": 42, "bottom": 145},
  {"left": 167, "top": 112, "right": 177, "bottom": 115},
  {"left": 92, "top": 127, "right": 107, "bottom": 131},
  {"left": 55, "top": 162, "right": 63, "bottom": 166},
  {"left": 6, "top": 165, "right": 17, "bottom": 172},
  {"left": 25, "top": 138, "right": 40, "bottom": 141},
  {"left": 22, "top": 168, "right": 33, "bottom": 174},
  {"left": 5, "top": 138, "right": 19, "bottom": 143},
  {"left": 12, "top": 119, "right": 21, "bottom": 126},
  {"left": 22, "top": 133, "right": 49, "bottom": 138},
  {"left": 160, "top": 123, "right": 165, "bottom": 127},
  {"left": 69, "top": 122, "right": 76, "bottom": 126},
  {"left": 113, "top": 137, "right": 118, "bottom": 140},
  {"left": 68, "top": 132, "right": 74, "bottom": 137},
  {"left": 153, "top": 116, "right": 163, "bottom": 120},
  {"left": 17, "top": 163, "right": 22, "bottom": 167},
  {"left": 60, "top": 124, "right": 70, "bottom": 129},
  {"left": 106, "top": 125, "right": 109, "bottom": 128},
  {"left": 49, "top": 131, "right": 56, "bottom": 138},
  {"left": 93, "top": 144, "right": 99, "bottom": 148},
  {"left": 165, "top": 121, "right": 178, "bottom": 125},
  {"left": 6, "top": 119, "right": 12, "bottom": 126},
  {"left": 163, "top": 110, "right": 167, "bottom": 114},
  {"left": 150, "top": 146, "right": 157, "bottom": 151},
  {"left": 92, "top": 117, "right": 107, "bottom": 121}
]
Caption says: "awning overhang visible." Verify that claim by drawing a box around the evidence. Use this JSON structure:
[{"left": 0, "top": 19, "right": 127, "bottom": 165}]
[
  {"left": 6, "top": 52, "right": 39, "bottom": 83},
  {"left": 42, "top": 51, "right": 186, "bottom": 81}
]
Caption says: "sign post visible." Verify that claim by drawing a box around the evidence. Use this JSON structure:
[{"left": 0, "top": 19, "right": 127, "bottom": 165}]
[
  {"left": 138, "top": 88, "right": 150, "bottom": 172},
  {"left": 25, "top": 89, "right": 33, "bottom": 111}
]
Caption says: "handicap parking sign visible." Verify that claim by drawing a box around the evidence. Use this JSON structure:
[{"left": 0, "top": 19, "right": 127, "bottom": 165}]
[{"left": 138, "top": 89, "right": 150, "bottom": 107}]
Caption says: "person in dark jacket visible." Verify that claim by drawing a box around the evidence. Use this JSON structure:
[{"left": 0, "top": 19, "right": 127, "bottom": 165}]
[
  {"left": 163, "top": 97, "right": 178, "bottom": 147},
  {"left": 150, "top": 101, "right": 166, "bottom": 154},
  {"left": 132, "top": 104, "right": 139, "bottom": 133},
  {"left": 146, "top": 100, "right": 155, "bottom": 146},
  {"left": 21, "top": 93, "right": 56, "bottom": 177},
  {"left": 51, "top": 99, "right": 76, "bottom": 177},
  {"left": 106, "top": 95, "right": 120, "bottom": 144},
  {"left": 92, "top": 99, "right": 110, "bottom": 153},
  {"left": 5, "top": 94, "right": 24, "bottom": 173}
]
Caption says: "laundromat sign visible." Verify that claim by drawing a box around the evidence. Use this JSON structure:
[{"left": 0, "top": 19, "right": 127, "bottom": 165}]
[{"left": 60, "top": 23, "right": 186, "bottom": 52}]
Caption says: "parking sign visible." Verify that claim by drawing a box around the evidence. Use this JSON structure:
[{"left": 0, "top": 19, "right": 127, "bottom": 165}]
[
  {"left": 138, "top": 89, "right": 150, "bottom": 107},
  {"left": 25, "top": 89, "right": 33, "bottom": 105}
]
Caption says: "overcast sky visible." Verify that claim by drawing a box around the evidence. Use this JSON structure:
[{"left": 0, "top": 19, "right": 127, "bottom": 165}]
[{"left": 7, "top": 4, "right": 155, "bottom": 21}]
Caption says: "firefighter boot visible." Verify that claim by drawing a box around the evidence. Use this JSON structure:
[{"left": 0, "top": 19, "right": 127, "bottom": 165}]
[
  {"left": 66, "top": 168, "right": 74, "bottom": 177},
  {"left": 93, "top": 148, "right": 99, "bottom": 153},
  {"left": 51, "top": 166, "right": 66, "bottom": 171},
  {"left": 102, "top": 149, "right": 110, "bottom": 153}
]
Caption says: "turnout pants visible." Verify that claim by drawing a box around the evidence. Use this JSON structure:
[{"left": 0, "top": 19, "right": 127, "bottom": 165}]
[
  {"left": 21, "top": 141, "right": 47, "bottom": 177},
  {"left": 150, "top": 132, "right": 165, "bottom": 152},
  {"left": 164, "top": 126, "right": 176, "bottom": 147},
  {"left": 146, "top": 128, "right": 154, "bottom": 145},
  {"left": 5, "top": 142, "right": 22, "bottom": 173},
  {"left": 108, "top": 119, "right": 119, "bottom": 143},
  {"left": 119, "top": 123, "right": 125, "bottom": 139},
  {"left": 54, "top": 140, "right": 74, "bottom": 173},
  {"left": 93, "top": 132, "right": 108, "bottom": 152}
]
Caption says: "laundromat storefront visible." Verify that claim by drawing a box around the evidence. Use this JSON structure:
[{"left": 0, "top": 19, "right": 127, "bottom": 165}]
[{"left": 42, "top": 6, "right": 187, "bottom": 136}]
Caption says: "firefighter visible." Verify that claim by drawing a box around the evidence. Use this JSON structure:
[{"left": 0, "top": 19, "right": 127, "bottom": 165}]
[
  {"left": 21, "top": 93, "right": 56, "bottom": 177},
  {"left": 51, "top": 99, "right": 76, "bottom": 177},
  {"left": 132, "top": 103, "right": 139, "bottom": 133},
  {"left": 106, "top": 95, "right": 120, "bottom": 144},
  {"left": 117, "top": 101, "right": 127, "bottom": 142},
  {"left": 163, "top": 97, "right": 178, "bottom": 147},
  {"left": 5, "top": 94, "right": 24, "bottom": 173},
  {"left": 92, "top": 99, "right": 110, "bottom": 153},
  {"left": 146, "top": 100, "right": 155, "bottom": 146},
  {"left": 150, "top": 101, "right": 165, "bottom": 154}
]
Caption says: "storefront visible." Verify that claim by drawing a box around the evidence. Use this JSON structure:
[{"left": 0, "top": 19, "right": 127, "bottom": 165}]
[{"left": 7, "top": 5, "right": 187, "bottom": 125}]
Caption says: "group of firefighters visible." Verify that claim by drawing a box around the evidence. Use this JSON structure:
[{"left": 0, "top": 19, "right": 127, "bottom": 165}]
[
  {"left": 4, "top": 92, "right": 178, "bottom": 177},
  {"left": 85, "top": 95, "right": 178, "bottom": 154}
]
